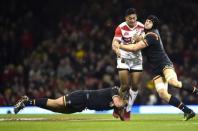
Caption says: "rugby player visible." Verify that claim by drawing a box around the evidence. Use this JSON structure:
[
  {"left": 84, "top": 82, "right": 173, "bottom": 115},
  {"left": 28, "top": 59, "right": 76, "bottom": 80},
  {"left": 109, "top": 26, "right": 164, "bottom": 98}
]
[
  {"left": 112, "top": 8, "right": 144, "bottom": 120},
  {"left": 113, "top": 15, "right": 197, "bottom": 121},
  {"left": 14, "top": 86, "right": 128, "bottom": 121}
]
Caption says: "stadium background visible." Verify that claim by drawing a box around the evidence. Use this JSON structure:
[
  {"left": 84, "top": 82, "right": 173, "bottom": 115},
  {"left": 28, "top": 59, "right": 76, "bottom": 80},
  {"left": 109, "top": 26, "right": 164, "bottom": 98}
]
[{"left": 0, "top": 0, "right": 198, "bottom": 108}]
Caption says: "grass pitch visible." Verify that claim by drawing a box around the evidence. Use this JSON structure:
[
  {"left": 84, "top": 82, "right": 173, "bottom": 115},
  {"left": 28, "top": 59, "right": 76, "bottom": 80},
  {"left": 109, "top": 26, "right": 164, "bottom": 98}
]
[{"left": 0, "top": 114, "right": 197, "bottom": 131}]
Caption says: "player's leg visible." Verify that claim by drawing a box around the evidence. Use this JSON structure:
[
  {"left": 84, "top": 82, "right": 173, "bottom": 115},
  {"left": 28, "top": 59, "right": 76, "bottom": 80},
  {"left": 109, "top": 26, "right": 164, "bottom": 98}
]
[
  {"left": 117, "top": 58, "right": 130, "bottom": 97},
  {"left": 113, "top": 69, "right": 130, "bottom": 121},
  {"left": 127, "top": 56, "right": 143, "bottom": 111},
  {"left": 154, "top": 76, "right": 171, "bottom": 102},
  {"left": 14, "top": 96, "right": 67, "bottom": 114},
  {"left": 44, "top": 96, "right": 66, "bottom": 113},
  {"left": 130, "top": 71, "right": 142, "bottom": 91},
  {"left": 113, "top": 69, "right": 130, "bottom": 120},
  {"left": 118, "top": 69, "right": 130, "bottom": 98},
  {"left": 163, "top": 68, "right": 198, "bottom": 94},
  {"left": 114, "top": 58, "right": 130, "bottom": 121},
  {"left": 115, "top": 71, "right": 142, "bottom": 121},
  {"left": 154, "top": 76, "right": 195, "bottom": 121},
  {"left": 126, "top": 71, "right": 142, "bottom": 112}
]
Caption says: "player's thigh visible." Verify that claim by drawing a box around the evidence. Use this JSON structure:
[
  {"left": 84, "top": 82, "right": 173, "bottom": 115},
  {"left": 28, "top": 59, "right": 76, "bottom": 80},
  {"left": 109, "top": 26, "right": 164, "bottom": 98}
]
[
  {"left": 64, "top": 92, "right": 87, "bottom": 113},
  {"left": 163, "top": 68, "right": 182, "bottom": 88},
  {"left": 117, "top": 58, "right": 130, "bottom": 85},
  {"left": 118, "top": 69, "right": 130, "bottom": 85},
  {"left": 130, "top": 71, "right": 142, "bottom": 86},
  {"left": 163, "top": 68, "right": 178, "bottom": 81}
]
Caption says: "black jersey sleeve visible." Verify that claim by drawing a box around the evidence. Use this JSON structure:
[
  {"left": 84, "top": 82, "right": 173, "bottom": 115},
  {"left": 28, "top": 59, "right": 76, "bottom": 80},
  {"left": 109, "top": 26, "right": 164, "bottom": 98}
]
[
  {"left": 111, "top": 86, "right": 119, "bottom": 98},
  {"left": 145, "top": 33, "right": 159, "bottom": 46}
]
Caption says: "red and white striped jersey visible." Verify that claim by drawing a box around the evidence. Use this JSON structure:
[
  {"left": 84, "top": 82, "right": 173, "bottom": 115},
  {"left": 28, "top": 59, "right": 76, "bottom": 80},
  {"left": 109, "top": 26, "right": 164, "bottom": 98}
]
[{"left": 113, "top": 21, "right": 144, "bottom": 59}]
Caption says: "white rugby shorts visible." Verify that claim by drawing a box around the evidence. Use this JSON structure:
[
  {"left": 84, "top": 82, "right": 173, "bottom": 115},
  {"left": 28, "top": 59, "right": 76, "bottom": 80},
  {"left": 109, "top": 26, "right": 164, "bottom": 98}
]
[{"left": 117, "top": 57, "right": 143, "bottom": 71}]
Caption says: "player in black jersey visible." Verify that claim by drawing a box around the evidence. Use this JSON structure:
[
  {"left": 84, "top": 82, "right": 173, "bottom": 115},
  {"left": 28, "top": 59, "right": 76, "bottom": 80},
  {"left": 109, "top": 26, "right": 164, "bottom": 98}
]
[
  {"left": 14, "top": 86, "right": 127, "bottom": 120},
  {"left": 113, "top": 15, "right": 197, "bottom": 121}
]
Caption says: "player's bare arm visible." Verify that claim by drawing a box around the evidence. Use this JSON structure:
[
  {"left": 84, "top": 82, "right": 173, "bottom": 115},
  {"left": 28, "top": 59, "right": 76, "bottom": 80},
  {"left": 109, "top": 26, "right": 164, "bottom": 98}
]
[
  {"left": 114, "top": 40, "right": 147, "bottom": 52},
  {"left": 112, "top": 39, "right": 121, "bottom": 56}
]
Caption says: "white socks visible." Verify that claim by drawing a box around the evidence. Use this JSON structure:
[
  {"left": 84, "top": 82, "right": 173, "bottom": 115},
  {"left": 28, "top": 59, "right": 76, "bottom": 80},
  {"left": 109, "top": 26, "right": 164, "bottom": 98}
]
[{"left": 126, "top": 89, "right": 138, "bottom": 112}]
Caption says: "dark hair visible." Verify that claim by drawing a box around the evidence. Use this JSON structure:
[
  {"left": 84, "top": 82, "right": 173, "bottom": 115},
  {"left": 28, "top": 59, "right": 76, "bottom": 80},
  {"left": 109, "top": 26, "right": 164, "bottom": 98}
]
[
  {"left": 147, "top": 15, "right": 160, "bottom": 29},
  {"left": 125, "top": 8, "right": 137, "bottom": 17}
]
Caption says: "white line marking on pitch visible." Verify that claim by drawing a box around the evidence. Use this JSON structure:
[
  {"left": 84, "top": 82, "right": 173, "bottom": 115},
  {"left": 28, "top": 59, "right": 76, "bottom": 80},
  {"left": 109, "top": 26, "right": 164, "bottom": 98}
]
[{"left": 0, "top": 118, "right": 115, "bottom": 121}]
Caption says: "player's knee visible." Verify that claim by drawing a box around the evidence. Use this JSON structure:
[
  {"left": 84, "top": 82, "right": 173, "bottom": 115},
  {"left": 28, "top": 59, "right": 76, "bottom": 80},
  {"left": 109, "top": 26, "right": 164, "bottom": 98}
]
[
  {"left": 157, "top": 89, "right": 170, "bottom": 102},
  {"left": 165, "top": 71, "right": 181, "bottom": 87},
  {"left": 120, "top": 84, "right": 129, "bottom": 92}
]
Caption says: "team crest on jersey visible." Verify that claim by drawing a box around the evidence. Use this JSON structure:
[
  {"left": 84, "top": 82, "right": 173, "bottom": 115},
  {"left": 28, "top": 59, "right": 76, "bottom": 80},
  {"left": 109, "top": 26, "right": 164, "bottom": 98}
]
[{"left": 124, "top": 32, "right": 129, "bottom": 36}]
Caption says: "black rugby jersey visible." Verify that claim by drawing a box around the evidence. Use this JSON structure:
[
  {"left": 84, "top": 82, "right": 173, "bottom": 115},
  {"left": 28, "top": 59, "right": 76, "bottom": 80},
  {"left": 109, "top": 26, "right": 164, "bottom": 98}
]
[{"left": 143, "top": 29, "right": 173, "bottom": 74}]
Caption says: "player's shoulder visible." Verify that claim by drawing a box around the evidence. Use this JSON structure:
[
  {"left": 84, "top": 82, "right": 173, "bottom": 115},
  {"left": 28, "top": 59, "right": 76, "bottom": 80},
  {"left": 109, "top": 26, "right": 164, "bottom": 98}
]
[
  {"left": 114, "top": 22, "right": 125, "bottom": 31},
  {"left": 118, "top": 22, "right": 127, "bottom": 27},
  {"left": 145, "top": 32, "right": 159, "bottom": 40},
  {"left": 118, "top": 22, "right": 130, "bottom": 29},
  {"left": 117, "top": 22, "right": 131, "bottom": 31}
]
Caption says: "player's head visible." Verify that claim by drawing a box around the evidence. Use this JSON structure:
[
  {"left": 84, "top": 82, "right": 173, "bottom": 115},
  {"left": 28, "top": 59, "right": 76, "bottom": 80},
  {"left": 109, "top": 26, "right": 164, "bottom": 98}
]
[
  {"left": 144, "top": 15, "right": 159, "bottom": 30},
  {"left": 125, "top": 8, "right": 137, "bottom": 27}
]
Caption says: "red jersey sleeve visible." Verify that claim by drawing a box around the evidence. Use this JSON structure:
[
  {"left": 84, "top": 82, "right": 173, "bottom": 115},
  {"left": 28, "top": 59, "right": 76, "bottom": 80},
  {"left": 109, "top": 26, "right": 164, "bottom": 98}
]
[{"left": 113, "top": 26, "right": 122, "bottom": 41}]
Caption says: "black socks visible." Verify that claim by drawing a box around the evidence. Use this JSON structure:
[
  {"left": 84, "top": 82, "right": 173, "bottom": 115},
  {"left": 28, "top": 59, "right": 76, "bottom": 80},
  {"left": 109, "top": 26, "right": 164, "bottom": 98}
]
[
  {"left": 168, "top": 96, "right": 192, "bottom": 114},
  {"left": 182, "top": 83, "right": 198, "bottom": 95},
  {"left": 26, "top": 98, "right": 48, "bottom": 108}
]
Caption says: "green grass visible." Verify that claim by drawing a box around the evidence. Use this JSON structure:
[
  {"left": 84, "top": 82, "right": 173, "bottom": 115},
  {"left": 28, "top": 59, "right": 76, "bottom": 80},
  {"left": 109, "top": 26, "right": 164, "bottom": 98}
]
[{"left": 0, "top": 114, "right": 197, "bottom": 131}]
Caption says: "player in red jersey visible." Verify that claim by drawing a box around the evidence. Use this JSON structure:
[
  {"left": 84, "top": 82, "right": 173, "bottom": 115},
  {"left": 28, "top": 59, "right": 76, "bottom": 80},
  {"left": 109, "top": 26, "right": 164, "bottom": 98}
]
[{"left": 112, "top": 8, "right": 144, "bottom": 121}]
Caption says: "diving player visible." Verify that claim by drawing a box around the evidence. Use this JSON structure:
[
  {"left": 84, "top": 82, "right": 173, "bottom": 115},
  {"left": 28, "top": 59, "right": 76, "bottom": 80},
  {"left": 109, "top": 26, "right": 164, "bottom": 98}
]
[{"left": 14, "top": 86, "right": 128, "bottom": 121}]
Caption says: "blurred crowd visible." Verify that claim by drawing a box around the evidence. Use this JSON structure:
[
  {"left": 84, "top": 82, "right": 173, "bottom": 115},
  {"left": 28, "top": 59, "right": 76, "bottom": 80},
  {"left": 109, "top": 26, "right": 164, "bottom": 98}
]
[{"left": 0, "top": 0, "right": 198, "bottom": 106}]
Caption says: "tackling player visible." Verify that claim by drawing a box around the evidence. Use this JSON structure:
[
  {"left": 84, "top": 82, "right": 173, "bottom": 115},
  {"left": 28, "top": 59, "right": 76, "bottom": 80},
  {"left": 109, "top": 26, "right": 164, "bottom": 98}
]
[
  {"left": 114, "top": 15, "right": 197, "bottom": 121},
  {"left": 14, "top": 86, "right": 128, "bottom": 121}
]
